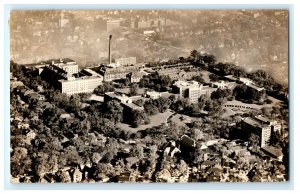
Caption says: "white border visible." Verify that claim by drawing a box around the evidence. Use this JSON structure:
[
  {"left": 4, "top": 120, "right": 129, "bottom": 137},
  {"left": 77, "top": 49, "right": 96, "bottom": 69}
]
[{"left": 1, "top": 0, "right": 299, "bottom": 194}]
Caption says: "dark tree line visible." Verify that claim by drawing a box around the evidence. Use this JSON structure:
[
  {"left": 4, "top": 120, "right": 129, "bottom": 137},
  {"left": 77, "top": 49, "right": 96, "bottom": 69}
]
[{"left": 139, "top": 72, "right": 172, "bottom": 92}]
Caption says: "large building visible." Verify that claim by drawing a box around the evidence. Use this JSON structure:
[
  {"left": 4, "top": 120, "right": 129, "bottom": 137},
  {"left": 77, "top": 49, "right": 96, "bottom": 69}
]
[
  {"left": 254, "top": 115, "right": 282, "bottom": 134},
  {"left": 126, "top": 71, "right": 147, "bottom": 83},
  {"left": 48, "top": 58, "right": 78, "bottom": 76},
  {"left": 241, "top": 116, "right": 279, "bottom": 147},
  {"left": 115, "top": 57, "right": 137, "bottom": 66},
  {"left": 158, "top": 68, "right": 200, "bottom": 81},
  {"left": 58, "top": 76, "right": 103, "bottom": 95},
  {"left": 98, "top": 65, "right": 142, "bottom": 82},
  {"left": 172, "top": 80, "right": 202, "bottom": 103},
  {"left": 41, "top": 59, "right": 103, "bottom": 95}
]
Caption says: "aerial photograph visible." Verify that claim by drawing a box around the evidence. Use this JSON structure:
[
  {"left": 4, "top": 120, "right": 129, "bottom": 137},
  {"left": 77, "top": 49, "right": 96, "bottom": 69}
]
[{"left": 9, "top": 9, "right": 289, "bottom": 183}]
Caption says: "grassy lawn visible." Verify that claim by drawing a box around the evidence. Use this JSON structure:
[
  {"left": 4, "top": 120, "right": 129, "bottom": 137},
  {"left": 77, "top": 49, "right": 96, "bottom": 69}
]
[
  {"left": 117, "top": 110, "right": 173, "bottom": 132},
  {"left": 170, "top": 113, "right": 194, "bottom": 127}
]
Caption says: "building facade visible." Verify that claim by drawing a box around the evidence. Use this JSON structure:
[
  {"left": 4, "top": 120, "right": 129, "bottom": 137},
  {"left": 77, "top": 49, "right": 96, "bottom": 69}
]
[
  {"left": 172, "top": 80, "right": 202, "bottom": 103},
  {"left": 41, "top": 59, "right": 103, "bottom": 95},
  {"left": 241, "top": 117, "right": 272, "bottom": 147},
  {"left": 59, "top": 76, "right": 103, "bottom": 95}
]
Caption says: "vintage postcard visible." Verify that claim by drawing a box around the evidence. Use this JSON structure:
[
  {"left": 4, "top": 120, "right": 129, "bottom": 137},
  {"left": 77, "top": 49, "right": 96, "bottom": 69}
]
[{"left": 10, "top": 9, "right": 289, "bottom": 183}]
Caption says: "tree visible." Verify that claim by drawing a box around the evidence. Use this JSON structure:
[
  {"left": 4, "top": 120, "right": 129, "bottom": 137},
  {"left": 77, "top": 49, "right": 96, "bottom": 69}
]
[
  {"left": 67, "top": 94, "right": 81, "bottom": 112},
  {"left": 190, "top": 50, "right": 200, "bottom": 60},
  {"left": 41, "top": 106, "right": 60, "bottom": 126},
  {"left": 209, "top": 73, "right": 219, "bottom": 82},
  {"left": 198, "top": 95, "right": 208, "bottom": 110},
  {"left": 233, "top": 84, "right": 248, "bottom": 100},
  {"left": 129, "top": 85, "right": 138, "bottom": 96},
  {"left": 154, "top": 97, "right": 171, "bottom": 113},
  {"left": 134, "top": 99, "right": 144, "bottom": 107},
  {"left": 211, "top": 88, "right": 232, "bottom": 101},
  {"left": 103, "top": 100, "right": 123, "bottom": 123},
  {"left": 201, "top": 54, "right": 217, "bottom": 65},
  {"left": 249, "top": 133, "right": 260, "bottom": 149},
  {"left": 139, "top": 73, "right": 172, "bottom": 92},
  {"left": 233, "top": 68, "right": 246, "bottom": 77},
  {"left": 170, "top": 98, "right": 189, "bottom": 112},
  {"left": 130, "top": 110, "right": 150, "bottom": 128},
  {"left": 192, "top": 75, "right": 205, "bottom": 84},
  {"left": 94, "top": 82, "right": 115, "bottom": 95},
  {"left": 144, "top": 101, "right": 159, "bottom": 115}
]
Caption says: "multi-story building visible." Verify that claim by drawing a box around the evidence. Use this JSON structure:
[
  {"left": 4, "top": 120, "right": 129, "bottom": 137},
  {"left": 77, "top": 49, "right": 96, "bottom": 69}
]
[
  {"left": 241, "top": 117, "right": 273, "bottom": 147},
  {"left": 41, "top": 59, "right": 103, "bottom": 95},
  {"left": 254, "top": 115, "right": 282, "bottom": 134},
  {"left": 115, "top": 57, "right": 137, "bottom": 66},
  {"left": 126, "top": 71, "right": 147, "bottom": 83},
  {"left": 58, "top": 76, "right": 103, "bottom": 95},
  {"left": 157, "top": 68, "right": 200, "bottom": 81},
  {"left": 47, "top": 58, "right": 78, "bottom": 76},
  {"left": 99, "top": 65, "right": 142, "bottom": 82},
  {"left": 172, "top": 80, "right": 202, "bottom": 103}
]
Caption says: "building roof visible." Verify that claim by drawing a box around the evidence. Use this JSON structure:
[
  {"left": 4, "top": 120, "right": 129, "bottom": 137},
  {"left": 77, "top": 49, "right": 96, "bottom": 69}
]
[
  {"left": 180, "top": 135, "right": 196, "bottom": 147},
  {"left": 105, "top": 92, "right": 132, "bottom": 102},
  {"left": 224, "top": 75, "right": 238, "bottom": 81},
  {"left": 248, "top": 83, "right": 265, "bottom": 91},
  {"left": 130, "top": 71, "right": 147, "bottom": 78},
  {"left": 89, "top": 94, "right": 104, "bottom": 102},
  {"left": 81, "top": 69, "right": 103, "bottom": 77},
  {"left": 173, "top": 80, "right": 200, "bottom": 89},
  {"left": 243, "top": 117, "right": 269, "bottom": 129},
  {"left": 254, "top": 115, "right": 272, "bottom": 124},
  {"left": 105, "top": 92, "right": 144, "bottom": 110},
  {"left": 146, "top": 91, "right": 161, "bottom": 96},
  {"left": 58, "top": 75, "right": 101, "bottom": 83},
  {"left": 261, "top": 146, "right": 283, "bottom": 158}
]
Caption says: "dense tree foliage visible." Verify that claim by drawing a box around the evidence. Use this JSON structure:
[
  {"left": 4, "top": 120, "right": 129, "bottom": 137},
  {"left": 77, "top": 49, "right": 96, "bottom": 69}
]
[
  {"left": 93, "top": 82, "right": 115, "bottom": 95},
  {"left": 139, "top": 72, "right": 172, "bottom": 92}
]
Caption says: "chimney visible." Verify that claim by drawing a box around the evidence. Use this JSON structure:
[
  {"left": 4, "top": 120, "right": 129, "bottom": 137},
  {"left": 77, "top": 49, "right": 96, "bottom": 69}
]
[{"left": 108, "top": 35, "right": 112, "bottom": 64}]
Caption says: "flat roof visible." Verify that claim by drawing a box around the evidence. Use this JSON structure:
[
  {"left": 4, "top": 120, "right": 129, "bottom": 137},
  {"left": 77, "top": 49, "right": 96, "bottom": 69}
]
[
  {"left": 247, "top": 83, "right": 265, "bottom": 91},
  {"left": 123, "top": 102, "right": 144, "bottom": 110},
  {"left": 58, "top": 76, "right": 101, "bottom": 83},
  {"left": 255, "top": 115, "right": 271, "bottom": 124},
  {"left": 173, "top": 80, "right": 200, "bottom": 88},
  {"left": 82, "top": 69, "right": 103, "bottom": 77},
  {"left": 261, "top": 146, "right": 283, "bottom": 157},
  {"left": 243, "top": 117, "right": 269, "bottom": 129}
]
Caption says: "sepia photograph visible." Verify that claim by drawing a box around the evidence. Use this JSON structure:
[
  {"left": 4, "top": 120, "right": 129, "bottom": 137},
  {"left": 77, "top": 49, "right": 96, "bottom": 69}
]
[{"left": 9, "top": 9, "right": 289, "bottom": 183}]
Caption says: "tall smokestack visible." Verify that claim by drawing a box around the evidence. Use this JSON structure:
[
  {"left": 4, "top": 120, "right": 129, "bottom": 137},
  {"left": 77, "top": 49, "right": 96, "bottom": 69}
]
[{"left": 108, "top": 35, "right": 112, "bottom": 64}]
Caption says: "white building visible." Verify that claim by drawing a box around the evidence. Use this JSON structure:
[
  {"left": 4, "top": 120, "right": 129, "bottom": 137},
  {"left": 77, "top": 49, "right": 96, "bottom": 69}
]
[
  {"left": 173, "top": 80, "right": 206, "bottom": 103},
  {"left": 59, "top": 76, "right": 103, "bottom": 95}
]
